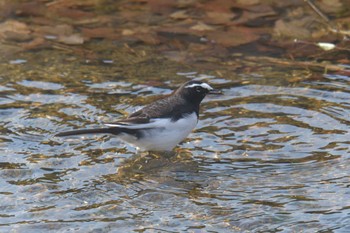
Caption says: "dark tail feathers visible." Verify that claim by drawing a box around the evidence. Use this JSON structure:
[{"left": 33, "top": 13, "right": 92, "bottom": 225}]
[{"left": 55, "top": 128, "right": 118, "bottom": 137}]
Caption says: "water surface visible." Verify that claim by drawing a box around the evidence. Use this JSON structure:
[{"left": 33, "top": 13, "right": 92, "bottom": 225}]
[{"left": 1, "top": 49, "right": 350, "bottom": 232}]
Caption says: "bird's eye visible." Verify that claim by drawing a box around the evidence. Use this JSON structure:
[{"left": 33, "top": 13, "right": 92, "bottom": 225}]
[{"left": 195, "top": 87, "right": 201, "bottom": 92}]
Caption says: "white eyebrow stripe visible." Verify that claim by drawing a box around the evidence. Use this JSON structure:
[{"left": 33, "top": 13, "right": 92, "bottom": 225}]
[{"left": 185, "top": 83, "right": 213, "bottom": 90}]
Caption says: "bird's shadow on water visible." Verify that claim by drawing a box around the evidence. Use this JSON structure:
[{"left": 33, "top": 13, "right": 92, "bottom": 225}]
[{"left": 103, "top": 149, "right": 204, "bottom": 188}]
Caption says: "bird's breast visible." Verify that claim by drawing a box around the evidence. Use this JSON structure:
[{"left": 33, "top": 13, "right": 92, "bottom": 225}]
[{"left": 125, "top": 112, "right": 198, "bottom": 151}]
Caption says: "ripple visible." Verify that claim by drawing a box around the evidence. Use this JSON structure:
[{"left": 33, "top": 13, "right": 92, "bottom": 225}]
[
  {"left": 1, "top": 61, "right": 350, "bottom": 232},
  {"left": 17, "top": 80, "right": 64, "bottom": 91}
]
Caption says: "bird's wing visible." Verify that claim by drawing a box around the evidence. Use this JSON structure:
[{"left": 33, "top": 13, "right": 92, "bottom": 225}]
[
  {"left": 104, "top": 95, "right": 184, "bottom": 128},
  {"left": 129, "top": 95, "right": 185, "bottom": 119},
  {"left": 106, "top": 96, "right": 178, "bottom": 124},
  {"left": 104, "top": 115, "right": 150, "bottom": 126},
  {"left": 103, "top": 104, "right": 167, "bottom": 129},
  {"left": 103, "top": 117, "right": 170, "bottom": 129}
]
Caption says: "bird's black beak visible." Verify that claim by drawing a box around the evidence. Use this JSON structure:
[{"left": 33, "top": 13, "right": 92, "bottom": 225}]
[{"left": 208, "top": 89, "right": 222, "bottom": 95}]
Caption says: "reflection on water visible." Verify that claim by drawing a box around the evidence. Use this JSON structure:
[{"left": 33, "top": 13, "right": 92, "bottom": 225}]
[{"left": 1, "top": 52, "right": 350, "bottom": 232}]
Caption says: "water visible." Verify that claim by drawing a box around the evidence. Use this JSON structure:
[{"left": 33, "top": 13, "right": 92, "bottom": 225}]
[{"left": 1, "top": 49, "right": 350, "bottom": 232}]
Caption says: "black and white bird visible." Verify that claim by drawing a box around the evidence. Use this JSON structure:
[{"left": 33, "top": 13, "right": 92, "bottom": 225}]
[{"left": 56, "top": 80, "right": 219, "bottom": 151}]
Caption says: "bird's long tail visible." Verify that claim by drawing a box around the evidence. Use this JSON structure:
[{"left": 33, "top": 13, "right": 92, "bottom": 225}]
[{"left": 55, "top": 128, "right": 118, "bottom": 137}]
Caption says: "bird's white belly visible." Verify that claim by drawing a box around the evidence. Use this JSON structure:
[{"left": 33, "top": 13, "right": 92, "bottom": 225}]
[{"left": 119, "top": 113, "right": 198, "bottom": 151}]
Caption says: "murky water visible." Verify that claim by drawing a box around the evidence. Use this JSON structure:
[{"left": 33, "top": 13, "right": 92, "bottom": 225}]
[{"left": 1, "top": 48, "right": 350, "bottom": 232}]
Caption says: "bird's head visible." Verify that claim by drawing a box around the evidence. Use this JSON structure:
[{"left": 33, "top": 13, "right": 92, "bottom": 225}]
[{"left": 176, "top": 80, "right": 220, "bottom": 104}]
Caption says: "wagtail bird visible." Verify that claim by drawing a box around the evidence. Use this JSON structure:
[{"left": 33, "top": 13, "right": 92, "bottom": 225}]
[{"left": 56, "top": 80, "right": 219, "bottom": 151}]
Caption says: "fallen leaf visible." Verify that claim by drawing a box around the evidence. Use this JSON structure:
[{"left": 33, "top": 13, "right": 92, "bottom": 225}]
[
  {"left": 146, "top": 0, "right": 178, "bottom": 15},
  {"left": 157, "top": 25, "right": 195, "bottom": 35},
  {"left": 231, "top": 4, "right": 277, "bottom": 26},
  {"left": 273, "top": 7, "right": 328, "bottom": 39},
  {"left": 198, "top": 0, "right": 238, "bottom": 14},
  {"left": 176, "top": 0, "right": 197, "bottom": 8},
  {"left": 318, "top": 0, "right": 343, "bottom": 13},
  {"left": 0, "top": 0, "right": 16, "bottom": 20},
  {"left": 58, "top": 33, "right": 84, "bottom": 45},
  {"left": 35, "top": 24, "right": 74, "bottom": 36},
  {"left": 15, "top": 2, "right": 46, "bottom": 17},
  {"left": 46, "top": 0, "right": 103, "bottom": 8},
  {"left": 81, "top": 27, "right": 120, "bottom": 40},
  {"left": 134, "top": 32, "right": 160, "bottom": 45},
  {"left": 0, "top": 20, "right": 33, "bottom": 44},
  {"left": 191, "top": 22, "right": 215, "bottom": 31},
  {"left": 0, "top": 20, "right": 31, "bottom": 36},
  {"left": 205, "top": 26, "right": 266, "bottom": 47},
  {"left": 205, "top": 11, "right": 234, "bottom": 25},
  {"left": 122, "top": 29, "right": 135, "bottom": 36},
  {"left": 71, "top": 16, "right": 113, "bottom": 26},
  {"left": 3, "top": 31, "right": 33, "bottom": 42},
  {"left": 236, "top": 0, "right": 260, "bottom": 5},
  {"left": 51, "top": 7, "right": 96, "bottom": 20},
  {"left": 170, "top": 10, "right": 189, "bottom": 20},
  {"left": 274, "top": 16, "right": 323, "bottom": 39},
  {"left": 21, "top": 37, "right": 47, "bottom": 50}
]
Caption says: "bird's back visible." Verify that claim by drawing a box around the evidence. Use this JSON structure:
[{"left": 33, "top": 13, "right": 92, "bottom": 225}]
[{"left": 128, "top": 93, "right": 196, "bottom": 121}]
